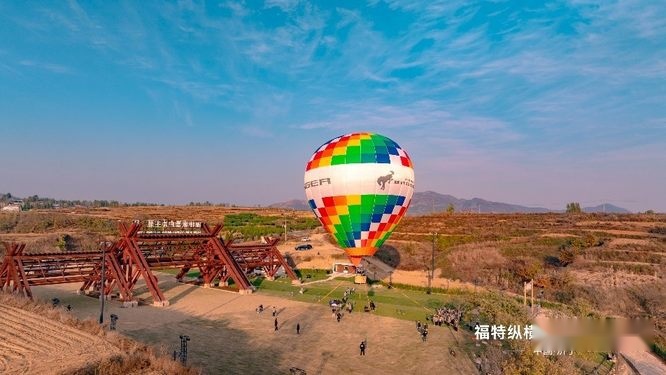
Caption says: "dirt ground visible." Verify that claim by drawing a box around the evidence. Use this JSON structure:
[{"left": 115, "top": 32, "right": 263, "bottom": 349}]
[
  {"left": 283, "top": 233, "right": 476, "bottom": 291},
  {"left": 0, "top": 303, "right": 118, "bottom": 375},
  {"left": 280, "top": 233, "right": 343, "bottom": 270},
  {"left": 569, "top": 270, "right": 659, "bottom": 288},
  {"left": 609, "top": 238, "right": 654, "bottom": 246},
  {"left": 30, "top": 274, "right": 477, "bottom": 375}
]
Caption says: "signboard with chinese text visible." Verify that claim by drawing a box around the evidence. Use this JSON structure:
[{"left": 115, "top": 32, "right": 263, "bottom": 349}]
[{"left": 134, "top": 219, "right": 204, "bottom": 234}]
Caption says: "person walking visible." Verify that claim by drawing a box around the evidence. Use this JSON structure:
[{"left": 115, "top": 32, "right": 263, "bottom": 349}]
[
  {"left": 273, "top": 306, "right": 277, "bottom": 317},
  {"left": 359, "top": 340, "right": 366, "bottom": 356},
  {"left": 296, "top": 323, "right": 300, "bottom": 335},
  {"left": 274, "top": 318, "right": 279, "bottom": 332}
]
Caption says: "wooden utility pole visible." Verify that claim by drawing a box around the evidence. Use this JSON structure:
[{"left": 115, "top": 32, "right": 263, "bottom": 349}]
[
  {"left": 428, "top": 233, "right": 437, "bottom": 294},
  {"left": 99, "top": 242, "right": 106, "bottom": 324}
]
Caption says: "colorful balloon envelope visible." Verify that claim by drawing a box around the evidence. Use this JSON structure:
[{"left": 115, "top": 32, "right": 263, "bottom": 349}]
[{"left": 304, "top": 132, "right": 415, "bottom": 266}]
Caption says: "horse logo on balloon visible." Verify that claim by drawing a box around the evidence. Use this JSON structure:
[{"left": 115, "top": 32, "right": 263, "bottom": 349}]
[{"left": 377, "top": 171, "right": 394, "bottom": 190}]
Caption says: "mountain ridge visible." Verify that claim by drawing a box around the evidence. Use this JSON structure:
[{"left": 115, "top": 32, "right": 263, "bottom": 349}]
[{"left": 270, "top": 191, "right": 631, "bottom": 214}]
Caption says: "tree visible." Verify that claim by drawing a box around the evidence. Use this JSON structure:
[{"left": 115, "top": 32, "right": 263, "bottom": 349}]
[
  {"left": 510, "top": 257, "right": 542, "bottom": 282},
  {"left": 565, "top": 202, "right": 581, "bottom": 213},
  {"left": 557, "top": 246, "right": 577, "bottom": 266},
  {"left": 446, "top": 203, "right": 455, "bottom": 214},
  {"left": 557, "top": 238, "right": 583, "bottom": 266},
  {"left": 55, "top": 234, "right": 74, "bottom": 251}
]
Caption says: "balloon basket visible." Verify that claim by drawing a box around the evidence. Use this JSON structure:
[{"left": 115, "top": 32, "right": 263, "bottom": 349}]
[{"left": 354, "top": 275, "right": 367, "bottom": 284}]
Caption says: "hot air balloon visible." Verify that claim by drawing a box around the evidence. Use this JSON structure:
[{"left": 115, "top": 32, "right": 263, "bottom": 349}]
[{"left": 304, "top": 132, "right": 415, "bottom": 266}]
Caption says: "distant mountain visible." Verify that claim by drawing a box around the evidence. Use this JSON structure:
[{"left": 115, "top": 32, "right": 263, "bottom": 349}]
[
  {"left": 408, "top": 191, "right": 552, "bottom": 215},
  {"left": 582, "top": 204, "right": 630, "bottom": 213},
  {"left": 270, "top": 191, "right": 630, "bottom": 214},
  {"left": 269, "top": 199, "right": 310, "bottom": 211}
]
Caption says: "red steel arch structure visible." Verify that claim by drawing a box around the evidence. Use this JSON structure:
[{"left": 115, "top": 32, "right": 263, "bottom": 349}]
[
  {"left": 0, "top": 221, "right": 298, "bottom": 306},
  {"left": 226, "top": 237, "right": 298, "bottom": 281}
]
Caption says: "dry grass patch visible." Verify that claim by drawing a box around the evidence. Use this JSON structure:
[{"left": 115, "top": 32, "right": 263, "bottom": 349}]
[{"left": 0, "top": 293, "right": 198, "bottom": 375}]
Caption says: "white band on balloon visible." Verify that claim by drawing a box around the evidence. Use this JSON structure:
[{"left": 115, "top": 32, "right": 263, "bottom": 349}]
[{"left": 304, "top": 163, "right": 414, "bottom": 197}]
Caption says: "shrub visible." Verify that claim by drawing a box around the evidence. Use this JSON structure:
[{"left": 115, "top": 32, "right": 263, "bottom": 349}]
[{"left": 652, "top": 341, "right": 666, "bottom": 362}]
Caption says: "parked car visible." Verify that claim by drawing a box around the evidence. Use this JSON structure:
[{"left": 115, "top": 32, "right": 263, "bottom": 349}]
[
  {"left": 300, "top": 237, "right": 311, "bottom": 242},
  {"left": 294, "top": 244, "right": 313, "bottom": 251}
]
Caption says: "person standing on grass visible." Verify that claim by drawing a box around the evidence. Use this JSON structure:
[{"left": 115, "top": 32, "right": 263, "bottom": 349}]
[
  {"left": 274, "top": 318, "right": 279, "bottom": 332},
  {"left": 296, "top": 323, "right": 300, "bottom": 335},
  {"left": 359, "top": 340, "right": 366, "bottom": 356}
]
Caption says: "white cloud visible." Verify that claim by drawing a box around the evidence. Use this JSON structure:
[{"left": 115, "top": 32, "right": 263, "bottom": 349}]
[
  {"left": 241, "top": 126, "right": 274, "bottom": 138},
  {"left": 18, "top": 60, "right": 73, "bottom": 74},
  {"left": 264, "top": 0, "right": 301, "bottom": 12},
  {"left": 295, "top": 100, "right": 521, "bottom": 146}
]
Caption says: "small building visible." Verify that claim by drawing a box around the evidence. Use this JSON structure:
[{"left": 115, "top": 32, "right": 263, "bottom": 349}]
[
  {"left": 1, "top": 204, "right": 21, "bottom": 212},
  {"left": 332, "top": 262, "right": 357, "bottom": 274}
]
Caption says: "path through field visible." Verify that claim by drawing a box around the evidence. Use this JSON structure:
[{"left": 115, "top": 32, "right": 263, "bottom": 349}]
[
  {"left": 0, "top": 304, "right": 118, "bottom": 375},
  {"left": 618, "top": 336, "right": 666, "bottom": 375}
]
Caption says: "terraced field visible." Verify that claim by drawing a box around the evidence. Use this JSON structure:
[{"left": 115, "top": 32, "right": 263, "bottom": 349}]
[{"left": 0, "top": 303, "right": 118, "bottom": 374}]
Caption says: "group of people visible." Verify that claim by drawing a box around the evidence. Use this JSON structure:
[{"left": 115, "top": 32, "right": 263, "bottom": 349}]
[
  {"left": 255, "top": 304, "right": 302, "bottom": 335},
  {"left": 432, "top": 307, "right": 463, "bottom": 330},
  {"left": 340, "top": 288, "right": 356, "bottom": 314},
  {"left": 416, "top": 320, "right": 429, "bottom": 342},
  {"left": 343, "top": 287, "right": 356, "bottom": 298},
  {"left": 329, "top": 287, "right": 359, "bottom": 322},
  {"left": 331, "top": 303, "right": 347, "bottom": 322}
]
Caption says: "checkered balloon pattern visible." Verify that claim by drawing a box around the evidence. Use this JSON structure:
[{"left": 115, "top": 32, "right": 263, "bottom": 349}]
[
  {"left": 308, "top": 194, "right": 409, "bottom": 249},
  {"left": 304, "top": 132, "right": 414, "bottom": 264},
  {"left": 306, "top": 132, "right": 413, "bottom": 171}
]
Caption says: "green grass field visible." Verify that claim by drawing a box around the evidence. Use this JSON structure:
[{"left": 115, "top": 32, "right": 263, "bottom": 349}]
[{"left": 254, "top": 276, "right": 489, "bottom": 323}]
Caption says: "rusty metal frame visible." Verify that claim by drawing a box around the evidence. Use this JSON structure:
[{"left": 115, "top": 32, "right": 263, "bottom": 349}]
[
  {"left": 0, "top": 243, "right": 31, "bottom": 297},
  {"left": 0, "top": 242, "right": 125, "bottom": 300},
  {"left": 227, "top": 238, "right": 298, "bottom": 281},
  {"left": 0, "top": 220, "right": 298, "bottom": 306}
]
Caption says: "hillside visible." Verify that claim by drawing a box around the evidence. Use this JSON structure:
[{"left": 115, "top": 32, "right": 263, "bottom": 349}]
[
  {"left": 0, "top": 293, "right": 196, "bottom": 375},
  {"left": 270, "top": 191, "right": 630, "bottom": 214},
  {"left": 268, "top": 199, "right": 311, "bottom": 211}
]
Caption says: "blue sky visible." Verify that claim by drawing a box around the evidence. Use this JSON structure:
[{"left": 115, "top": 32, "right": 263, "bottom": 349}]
[{"left": 0, "top": 0, "right": 664, "bottom": 212}]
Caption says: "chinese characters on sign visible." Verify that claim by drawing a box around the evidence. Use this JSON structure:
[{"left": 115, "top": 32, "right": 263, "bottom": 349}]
[
  {"left": 136, "top": 219, "right": 203, "bottom": 234},
  {"left": 474, "top": 324, "right": 533, "bottom": 340},
  {"left": 474, "top": 324, "right": 574, "bottom": 356}
]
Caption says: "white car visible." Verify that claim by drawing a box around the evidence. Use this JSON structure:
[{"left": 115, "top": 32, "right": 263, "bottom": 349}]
[{"left": 300, "top": 237, "right": 311, "bottom": 242}]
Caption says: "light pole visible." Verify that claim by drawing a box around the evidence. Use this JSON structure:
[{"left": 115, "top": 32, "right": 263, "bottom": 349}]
[
  {"left": 179, "top": 335, "right": 191, "bottom": 365},
  {"left": 99, "top": 241, "right": 107, "bottom": 324},
  {"left": 428, "top": 232, "right": 437, "bottom": 294},
  {"left": 283, "top": 212, "right": 288, "bottom": 242}
]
